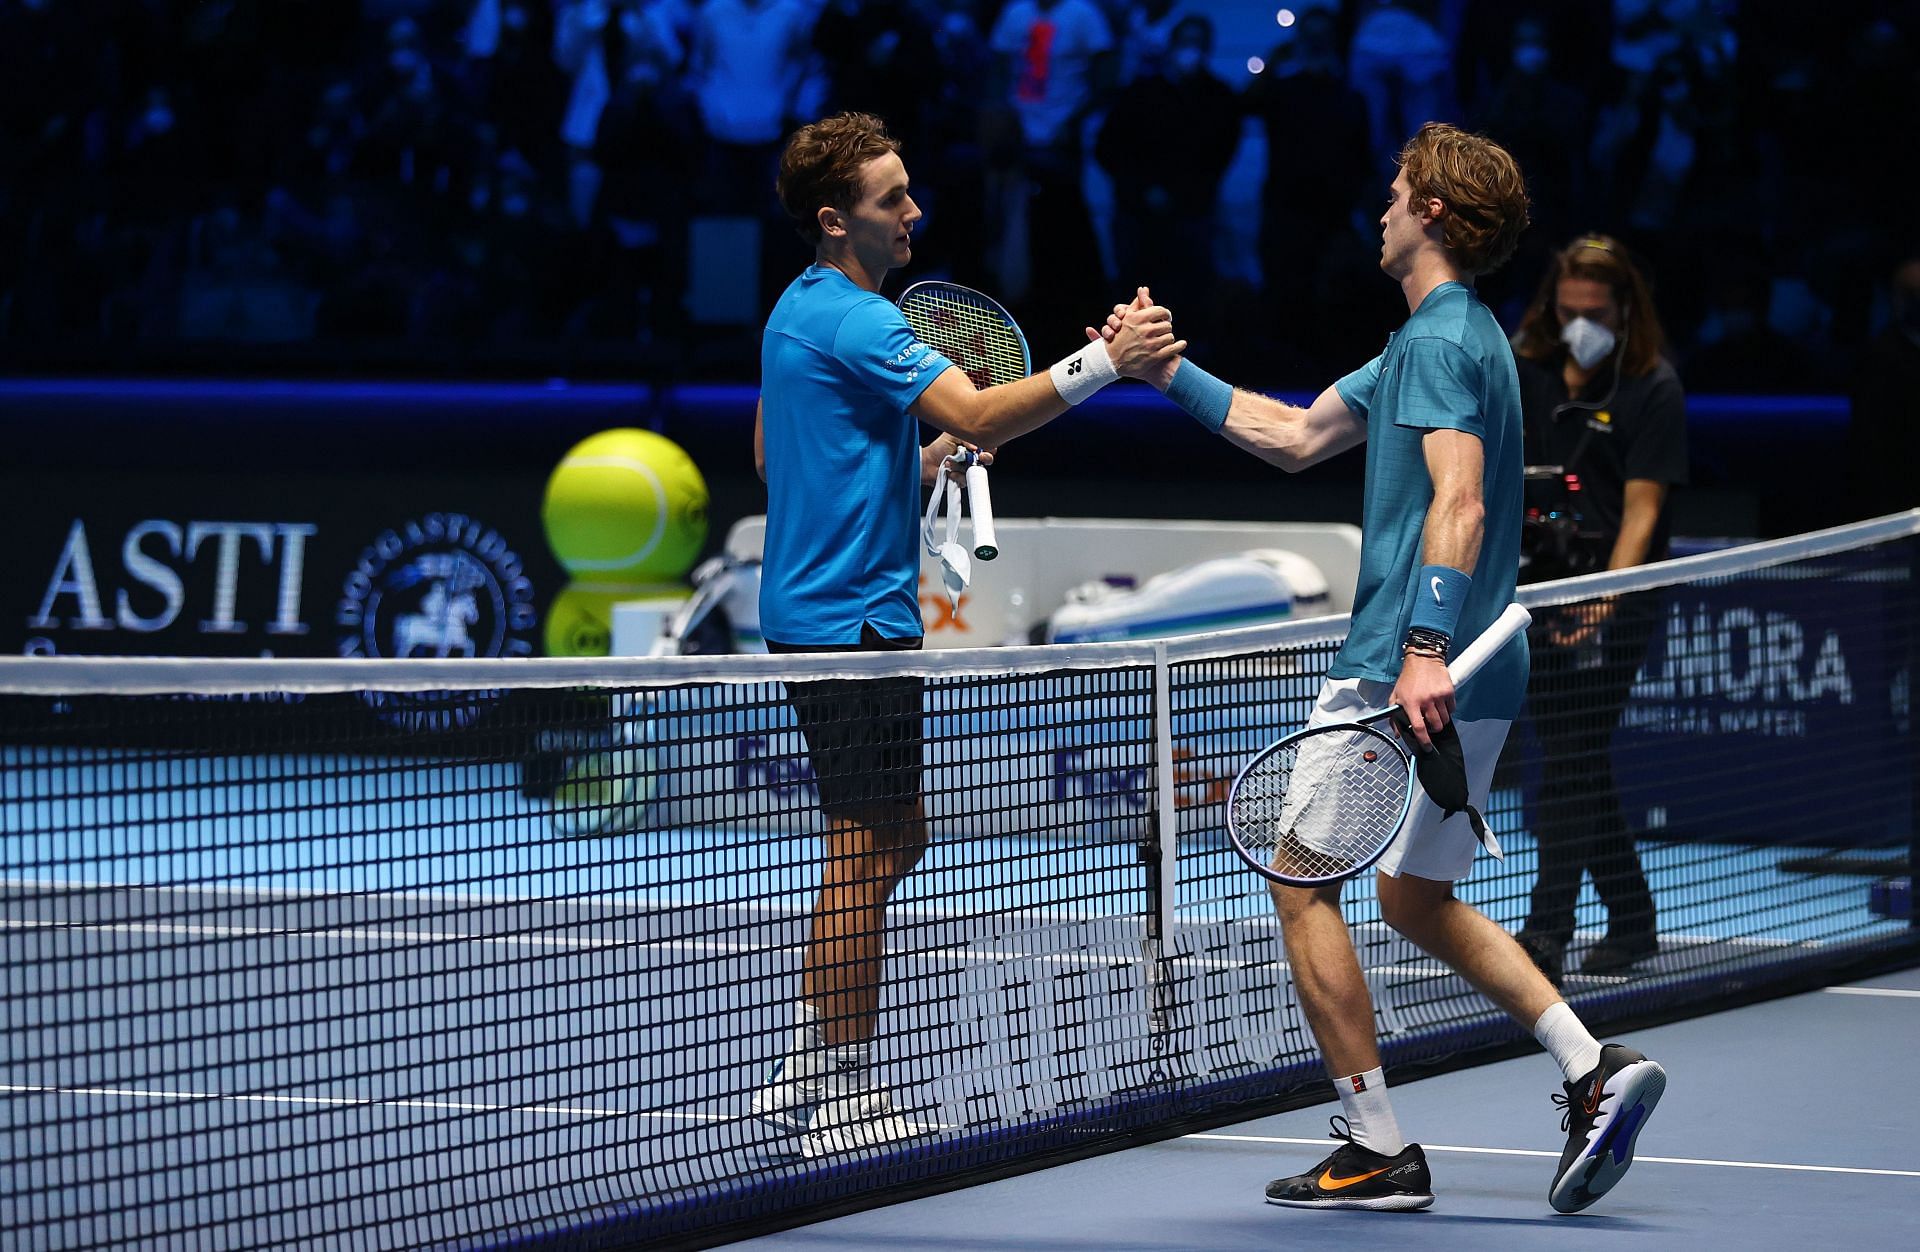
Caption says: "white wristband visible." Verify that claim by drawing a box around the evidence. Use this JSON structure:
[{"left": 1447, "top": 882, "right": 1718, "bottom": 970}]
[{"left": 1048, "top": 339, "right": 1120, "bottom": 406}]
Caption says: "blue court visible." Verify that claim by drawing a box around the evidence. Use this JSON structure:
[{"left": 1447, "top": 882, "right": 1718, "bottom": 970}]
[
  {"left": 736, "top": 965, "right": 1920, "bottom": 1250},
  {"left": 3, "top": 799, "right": 1909, "bottom": 1250}
]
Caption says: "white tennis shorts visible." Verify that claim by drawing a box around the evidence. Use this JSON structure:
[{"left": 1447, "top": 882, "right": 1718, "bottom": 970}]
[{"left": 1300, "top": 677, "right": 1511, "bottom": 882}]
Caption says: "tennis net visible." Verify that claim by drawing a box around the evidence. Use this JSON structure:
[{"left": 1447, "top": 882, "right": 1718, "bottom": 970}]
[{"left": 3, "top": 513, "right": 1916, "bottom": 1249}]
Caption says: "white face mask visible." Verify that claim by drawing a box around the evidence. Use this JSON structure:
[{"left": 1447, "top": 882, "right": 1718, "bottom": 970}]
[{"left": 1561, "top": 316, "right": 1617, "bottom": 369}]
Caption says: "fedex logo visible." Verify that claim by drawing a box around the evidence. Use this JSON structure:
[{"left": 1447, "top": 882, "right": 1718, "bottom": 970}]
[
  {"left": 1051, "top": 748, "right": 1150, "bottom": 813},
  {"left": 734, "top": 735, "right": 817, "bottom": 798}
]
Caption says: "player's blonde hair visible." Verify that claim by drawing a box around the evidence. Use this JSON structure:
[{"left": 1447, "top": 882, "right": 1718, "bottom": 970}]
[
  {"left": 776, "top": 112, "right": 902, "bottom": 245},
  {"left": 1396, "top": 123, "right": 1530, "bottom": 276}
]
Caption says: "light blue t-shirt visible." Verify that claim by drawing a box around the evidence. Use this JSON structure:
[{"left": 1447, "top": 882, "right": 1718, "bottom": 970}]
[
  {"left": 759, "top": 265, "right": 954, "bottom": 644},
  {"left": 1331, "top": 281, "right": 1528, "bottom": 721}
]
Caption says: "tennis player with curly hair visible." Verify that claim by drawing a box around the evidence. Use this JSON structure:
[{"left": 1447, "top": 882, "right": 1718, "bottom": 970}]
[{"left": 1107, "top": 123, "right": 1666, "bottom": 1214}]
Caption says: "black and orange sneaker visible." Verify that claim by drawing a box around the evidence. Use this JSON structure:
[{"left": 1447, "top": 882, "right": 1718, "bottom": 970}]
[
  {"left": 1265, "top": 1117, "right": 1434, "bottom": 1211},
  {"left": 1549, "top": 1043, "right": 1667, "bottom": 1213}
]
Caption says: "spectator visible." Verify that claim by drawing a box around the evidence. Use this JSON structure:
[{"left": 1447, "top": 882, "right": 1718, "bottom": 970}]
[
  {"left": 987, "top": 0, "right": 1113, "bottom": 329},
  {"left": 1471, "top": 18, "right": 1586, "bottom": 241},
  {"left": 1684, "top": 255, "right": 1834, "bottom": 394},
  {"left": 1094, "top": 15, "right": 1237, "bottom": 354},
  {"left": 813, "top": 0, "right": 936, "bottom": 158},
  {"left": 1117, "top": 0, "right": 1180, "bottom": 86},
  {"left": 1847, "top": 254, "right": 1920, "bottom": 520},
  {"left": 1244, "top": 7, "right": 1382, "bottom": 379},
  {"left": 689, "top": 0, "right": 816, "bottom": 205},
  {"left": 1348, "top": 0, "right": 1456, "bottom": 176}
]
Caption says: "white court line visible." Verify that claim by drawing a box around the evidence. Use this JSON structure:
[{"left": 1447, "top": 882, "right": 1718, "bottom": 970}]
[
  {"left": 1187, "top": 1133, "right": 1920, "bottom": 1179},
  {"left": 1, "top": 1082, "right": 621, "bottom": 1118},
  {"left": 1825, "top": 986, "right": 1920, "bottom": 999},
  {"left": 2, "top": 1083, "right": 953, "bottom": 1132},
  {"left": 0, "top": 918, "right": 1245, "bottom": 974},
  {"left": 0, "top": 877, "right": 1119, "bottom": 927},
  {"left": 0, "top": 917, "right": 1422, "bottom": 978},
  {"left": 0, "top": 918, "right": 632, "bottom": 951}
]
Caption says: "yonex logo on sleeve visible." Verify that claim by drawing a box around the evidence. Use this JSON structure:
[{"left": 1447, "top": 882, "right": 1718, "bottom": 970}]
[{"left": 1067, "top": 359, "right": 1084, "bottom": 376}]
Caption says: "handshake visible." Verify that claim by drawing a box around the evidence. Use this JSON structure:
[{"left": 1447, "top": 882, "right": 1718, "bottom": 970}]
[{"left": 1085, "top": 286, "right": 1185, "bottom": 391}]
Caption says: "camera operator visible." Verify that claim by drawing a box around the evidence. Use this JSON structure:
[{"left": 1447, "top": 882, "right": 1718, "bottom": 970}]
[{"left": 1509, "top": 234, "right": 1687, "bottom": 983}]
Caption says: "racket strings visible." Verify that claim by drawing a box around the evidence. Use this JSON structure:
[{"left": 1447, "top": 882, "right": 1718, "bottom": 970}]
[
  {"left": 901, "top": 290, "right": 1028, "bottom": 389},
  {"left": 1231, "top": 727, "right": 1412, "bottom": 881}
]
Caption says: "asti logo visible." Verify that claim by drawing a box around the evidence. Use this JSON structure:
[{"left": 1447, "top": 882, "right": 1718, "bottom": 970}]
[
  {"left": 1632, "top": 603, "right": 1854, "bottom": 705},
  {"left": 27, "top": 520, "right": 317, "bottom": 653}
]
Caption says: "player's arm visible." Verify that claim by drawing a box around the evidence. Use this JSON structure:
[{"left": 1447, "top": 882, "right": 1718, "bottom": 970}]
[
  {"left": 1094, "top": 298, "right": 1365, "bottom": 470},
  {"left": 753, "top": 397, "right": 765, "bottom": 483},
  {"left": 1212, "top": 383, "right": 1368, "bottom": 471},
  {"left": 910, "top": 303, "right": 1183, "bottom": 446},
  {"left": 1393, "top": 428, "right": 1487, "bottom": 748}
]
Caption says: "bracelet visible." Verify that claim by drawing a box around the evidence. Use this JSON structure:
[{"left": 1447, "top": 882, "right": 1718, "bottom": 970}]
[
  {"left": 1048, "top": 339, "right": 1120, "bottom": 406},
  {"left": 1404, "top": 626, "right": 1451, "bottom": 658},
  {"left": 1164, "top": 357, "right": 1233, "bottom": 433}
]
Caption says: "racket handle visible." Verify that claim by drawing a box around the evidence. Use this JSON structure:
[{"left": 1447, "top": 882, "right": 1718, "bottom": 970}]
[
  {"left": 965, "top": 461, "right": 997, "bottom": 560},
  {"left": 1446, "top": 602, "right": 1531, "bottom": 686}
]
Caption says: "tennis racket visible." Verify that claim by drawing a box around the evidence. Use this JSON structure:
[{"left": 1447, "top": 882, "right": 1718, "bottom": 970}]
[
  {"left": 1226, "top": 603, "right": 1532, "bottom": 887},
  {"left": 899, "top": 280, "right": 1028, "bottom": 562}
]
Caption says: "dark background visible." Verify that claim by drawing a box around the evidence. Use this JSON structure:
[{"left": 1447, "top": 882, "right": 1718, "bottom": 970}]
[{"left": 0, "top": 2, "right": 1913, "bottom": 658}]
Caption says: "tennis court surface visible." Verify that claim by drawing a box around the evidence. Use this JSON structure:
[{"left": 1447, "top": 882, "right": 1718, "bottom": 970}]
[{"left": 4, "top": 514, "right": 1917, "bottom": 1249}]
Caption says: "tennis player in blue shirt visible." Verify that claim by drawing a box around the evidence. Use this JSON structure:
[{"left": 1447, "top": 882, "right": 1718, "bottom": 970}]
[
  {"left": 750, "top": 111, "right": 1182, "bottom": 1158},
  {"left": 1110, "top": 123, "right": 1666, "bottom": 1214}
]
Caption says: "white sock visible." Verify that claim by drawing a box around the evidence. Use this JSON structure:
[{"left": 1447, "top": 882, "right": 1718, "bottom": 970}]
[
  {"left": 780, "top": 1002, "right": 825, "bottom": 1083},
  {"left": 1534, "top": 1002, "right": 1604, "bottom": 1081},
  {"left": 823, "top": 1040, "right": 874, "bottom": 1098},
  {"left": 1333, "top": 1067, "right": 1406, "bottom": 1156}
]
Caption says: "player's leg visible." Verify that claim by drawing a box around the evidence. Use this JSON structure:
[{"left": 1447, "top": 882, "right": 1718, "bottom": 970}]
[
  {"left": 802, "top": 802, "right": 929, "bottom": 1044},
  {"left": 1263, "top": 859, "right": 1433, "bottom": 1210},
  {"left": 791, "top": 661, "right": 931, "bottom": 1155},
  {"left": 1377, "top": 719, "right": 1666, "bottom": 1215}
]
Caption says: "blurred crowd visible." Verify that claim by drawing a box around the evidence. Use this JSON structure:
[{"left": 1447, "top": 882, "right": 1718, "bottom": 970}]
[{"left": 1, "top": 0, "right": 1916, "bottom": 390}]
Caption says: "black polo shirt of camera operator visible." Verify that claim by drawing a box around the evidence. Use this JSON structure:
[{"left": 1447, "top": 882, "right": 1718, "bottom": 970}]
[{"left": 1516, "top": 354, "right": 1690, "bottom": 565}]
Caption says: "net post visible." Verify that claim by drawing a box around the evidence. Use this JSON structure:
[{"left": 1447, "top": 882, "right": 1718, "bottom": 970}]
[{"left": 1144, "top": 641, "right": 1180, "bottom": 1078}]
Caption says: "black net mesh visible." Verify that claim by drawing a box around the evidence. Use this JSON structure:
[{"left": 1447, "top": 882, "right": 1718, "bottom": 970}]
[{"left": 3, "top": 530, "right": 1916, "bottom": 1248}]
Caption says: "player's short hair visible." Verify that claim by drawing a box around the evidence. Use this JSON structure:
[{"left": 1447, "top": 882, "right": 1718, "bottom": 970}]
[
  {"left": 1396, "top": 123, "right": 1530, "bottom": 275},
  {"left": 1515, "top": 234, "right": 1668, "bottom": 377},
  {"left": 776, "top": 112, "right": 902, "bottom": 245}
]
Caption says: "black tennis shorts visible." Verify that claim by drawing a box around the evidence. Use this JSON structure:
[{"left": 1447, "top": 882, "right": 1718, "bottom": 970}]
[{"left": 765, "top": 624, "right": 925, "bottom": 817}]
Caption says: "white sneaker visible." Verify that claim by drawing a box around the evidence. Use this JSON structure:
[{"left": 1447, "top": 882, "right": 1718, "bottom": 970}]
[
  {"left": 801, "top": 1090, "right": 924, "bottom": 1159},
  {"left": 749, "top": 1055, "right": 821, "bottom": 1135}
]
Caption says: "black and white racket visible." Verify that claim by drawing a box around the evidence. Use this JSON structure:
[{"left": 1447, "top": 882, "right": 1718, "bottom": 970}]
[
  {"left": 899, "top": 280, "right": 1027, "bottom": 561},
  {"left": 1227, "top": 603, "right": 1531, "bottom": 887}
]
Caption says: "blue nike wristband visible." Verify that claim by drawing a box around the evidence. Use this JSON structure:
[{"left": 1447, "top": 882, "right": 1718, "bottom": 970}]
[
  {"left": 1165, "top": 358, "right": 1232, "bottom": 434},
  {"left": 1410, "top": 564, "right": 1470, "bottom": 638}
]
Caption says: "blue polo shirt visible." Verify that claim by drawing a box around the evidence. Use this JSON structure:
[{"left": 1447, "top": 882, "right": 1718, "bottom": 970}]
[
  {"left": 759, "top": 265, "right": 954, "bottom": 644},
  {"left": 1331, "top": 281, "right": 1528, "bottom": 721}
]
